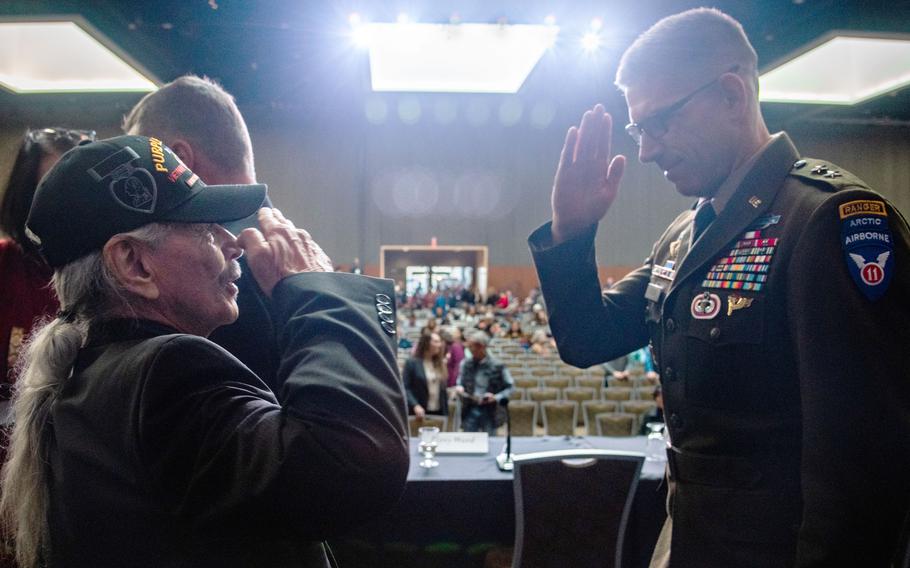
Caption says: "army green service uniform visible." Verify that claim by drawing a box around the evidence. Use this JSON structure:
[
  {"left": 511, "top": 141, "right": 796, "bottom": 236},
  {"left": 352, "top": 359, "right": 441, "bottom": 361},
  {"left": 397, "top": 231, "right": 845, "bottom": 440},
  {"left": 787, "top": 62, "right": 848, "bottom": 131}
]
[{"left": 529, "top": 134, "right": 910, "bottom": 567}]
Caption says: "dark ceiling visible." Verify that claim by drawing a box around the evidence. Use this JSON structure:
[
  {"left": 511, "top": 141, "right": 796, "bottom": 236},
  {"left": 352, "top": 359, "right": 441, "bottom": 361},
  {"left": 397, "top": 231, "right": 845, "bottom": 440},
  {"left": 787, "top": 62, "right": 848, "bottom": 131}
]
[{"left": 1, "top": 0, "right": 909, "bottom": 130}]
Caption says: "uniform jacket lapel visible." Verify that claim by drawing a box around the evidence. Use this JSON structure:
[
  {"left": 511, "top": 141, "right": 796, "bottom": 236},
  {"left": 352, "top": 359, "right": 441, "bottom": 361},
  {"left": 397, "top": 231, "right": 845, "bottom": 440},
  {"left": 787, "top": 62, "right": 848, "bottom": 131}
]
[{"left": 668, "top": 135, "right": 800, "bottom": 299}]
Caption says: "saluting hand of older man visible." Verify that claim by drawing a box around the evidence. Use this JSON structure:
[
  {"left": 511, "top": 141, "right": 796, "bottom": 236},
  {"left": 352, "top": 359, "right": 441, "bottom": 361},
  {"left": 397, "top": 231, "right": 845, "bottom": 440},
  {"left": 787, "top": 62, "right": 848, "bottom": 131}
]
[
  {"left": 237, "top": 207, "right": 334, "bottom": 297},
  {"left": 550, "top": 103, "right": 626, "bottom": 245}
]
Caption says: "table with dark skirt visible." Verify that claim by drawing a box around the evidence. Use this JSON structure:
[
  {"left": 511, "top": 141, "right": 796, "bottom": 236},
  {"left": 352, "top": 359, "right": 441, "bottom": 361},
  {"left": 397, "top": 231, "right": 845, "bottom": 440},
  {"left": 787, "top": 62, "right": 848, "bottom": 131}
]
[{"left": 332, "top": 436, "right": 667, "bottom": 568}]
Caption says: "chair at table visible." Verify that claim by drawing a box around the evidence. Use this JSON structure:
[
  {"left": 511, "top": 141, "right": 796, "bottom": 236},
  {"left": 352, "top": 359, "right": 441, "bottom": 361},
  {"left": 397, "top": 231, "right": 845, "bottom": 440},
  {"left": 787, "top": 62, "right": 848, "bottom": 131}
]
[
  {"left": 511, "top": 449, "right": 645, "bottom": 568},
  {"left": 541, "top": 401, "right": 577, "bottom": 436},
  {"left": 408, "top": 414, "right": 447, "bottom": 437},
  {"left": 582, "top": 400, "right": 619, "bottom": 435},
  {"left": 508, "top": 400, "right": 538, "bottom": 436},
  {"left": 596, "top": 412, "right": 636, "bottom": 437}
]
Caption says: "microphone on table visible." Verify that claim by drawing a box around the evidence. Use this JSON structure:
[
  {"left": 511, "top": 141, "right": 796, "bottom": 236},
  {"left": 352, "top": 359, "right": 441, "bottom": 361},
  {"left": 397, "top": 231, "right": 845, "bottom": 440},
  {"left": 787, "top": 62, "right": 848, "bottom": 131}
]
[{"left": 496, "top": 397, "right": 514, "bottom": 472}]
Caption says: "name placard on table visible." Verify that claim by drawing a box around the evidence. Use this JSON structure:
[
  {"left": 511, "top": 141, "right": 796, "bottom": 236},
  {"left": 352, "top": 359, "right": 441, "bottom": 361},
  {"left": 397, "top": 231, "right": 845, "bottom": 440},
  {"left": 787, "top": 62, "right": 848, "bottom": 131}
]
[{"left": 435, "top": 432, "right": 489, "bottom": 454}]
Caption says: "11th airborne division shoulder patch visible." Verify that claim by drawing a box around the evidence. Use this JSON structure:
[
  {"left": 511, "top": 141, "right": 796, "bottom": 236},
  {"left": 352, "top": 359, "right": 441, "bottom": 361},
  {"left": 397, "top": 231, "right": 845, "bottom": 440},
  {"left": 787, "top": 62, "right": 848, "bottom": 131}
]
[{"left": 839, "top": 199, "right": 894, "bottom": 301}]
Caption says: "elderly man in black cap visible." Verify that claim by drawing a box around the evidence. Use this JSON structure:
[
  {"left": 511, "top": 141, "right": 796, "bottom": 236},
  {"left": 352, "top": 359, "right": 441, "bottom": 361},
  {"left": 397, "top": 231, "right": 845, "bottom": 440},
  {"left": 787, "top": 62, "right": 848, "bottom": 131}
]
[{"left": 0, "top": 135, "right": 408, "bottom": 568}]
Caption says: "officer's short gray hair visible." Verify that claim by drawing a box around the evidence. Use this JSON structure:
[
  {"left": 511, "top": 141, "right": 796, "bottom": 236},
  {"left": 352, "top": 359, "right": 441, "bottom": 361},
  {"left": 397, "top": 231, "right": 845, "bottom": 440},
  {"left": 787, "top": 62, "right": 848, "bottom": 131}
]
[{"left": 615, "top": 8, "right": 758, "bottom": 96}]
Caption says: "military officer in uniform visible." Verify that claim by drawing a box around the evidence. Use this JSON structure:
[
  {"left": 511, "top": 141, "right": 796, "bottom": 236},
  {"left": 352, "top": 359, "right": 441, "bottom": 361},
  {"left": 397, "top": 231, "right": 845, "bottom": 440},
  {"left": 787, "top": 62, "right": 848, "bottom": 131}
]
[{"left": 529, "top": 8, "right": 910, "bottom": 567}]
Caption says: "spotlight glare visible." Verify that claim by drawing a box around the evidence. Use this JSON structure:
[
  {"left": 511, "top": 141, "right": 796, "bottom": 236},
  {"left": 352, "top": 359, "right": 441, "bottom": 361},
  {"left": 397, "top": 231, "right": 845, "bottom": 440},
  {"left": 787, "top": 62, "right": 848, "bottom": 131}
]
[
  {"left": 363, "top": 23, "right": 559, "bottom": 93},
  {"left": 348, "top": 12, "right": 361, "bottom": 27},
  {"left": 397, "top": 13, "right": 410, "bottom": 24},
  {"left": 544, "top": 14, "right": 557, "bottom": 26},
  {"left": 590, "top": 17, "right": 603, "bottom": 31},
  {"left": 582, "top": 32, "right": 601, "bottom": 51},
  {"left": 352, "top": 25, "right": 372, "bottom": 48}
]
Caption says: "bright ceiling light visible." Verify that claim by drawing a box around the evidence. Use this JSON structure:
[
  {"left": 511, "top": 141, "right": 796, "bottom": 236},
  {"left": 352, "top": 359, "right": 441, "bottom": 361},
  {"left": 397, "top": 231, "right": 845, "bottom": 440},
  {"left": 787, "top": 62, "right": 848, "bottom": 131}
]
[
  {"left": 348, "top": 12, "right": 362, "bottom": 27},
  {"left": 590, "top": 18, "right": 603, "bottom": 31},
  {"left": 397, "top": 13, "right": 410, "bottom": 25},
  {"left": 581, "top": 32, "right": 601, "bottom": 52},
  {"left": 351, "top": 24, "right": 372, "bottom": 48},
  {"left": 363, "top": 22, "right": 559, "bottom": 93},
  {"left": 0, "top": 17, "right": 159, "bottom": 93},
  {"left": 544, "top": 15, "right": 557, "bottom": 26},
  {"left": 760, "top": 33, "right": 910, "bottom": 105}
]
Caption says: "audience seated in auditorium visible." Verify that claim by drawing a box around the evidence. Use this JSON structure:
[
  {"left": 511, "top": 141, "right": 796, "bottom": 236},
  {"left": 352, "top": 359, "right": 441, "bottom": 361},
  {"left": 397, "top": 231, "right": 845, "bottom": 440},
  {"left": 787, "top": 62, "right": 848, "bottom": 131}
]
[
  {"left": 526, "top": 305, "right": 549, "bottom": 333},
  {"left": 432, "top": 305, "right": 451, "bottom": 326},
  {"left": 529, "top": 329, "right": 557, "bottom": 356},
  {"left": 502, "top": 319, "right": 526, "bottom": 341}
]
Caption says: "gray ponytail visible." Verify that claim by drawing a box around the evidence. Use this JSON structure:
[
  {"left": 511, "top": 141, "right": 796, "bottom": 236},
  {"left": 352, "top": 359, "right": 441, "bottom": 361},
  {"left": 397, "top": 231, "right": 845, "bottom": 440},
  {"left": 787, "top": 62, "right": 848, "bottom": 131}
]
[{"left": 0, "top": 223, "right": 170, "bottom": 568}]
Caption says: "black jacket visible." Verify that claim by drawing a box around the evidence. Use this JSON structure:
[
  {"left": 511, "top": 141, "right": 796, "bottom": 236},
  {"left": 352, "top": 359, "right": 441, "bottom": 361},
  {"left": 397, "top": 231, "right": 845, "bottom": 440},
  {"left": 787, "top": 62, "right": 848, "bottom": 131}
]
[
  {"left": 46, "top": 272, "right": 409, "bottom": 567},
  {"left": 402, "top": 357, "right": 448, "bottom": 416},
  {"left": 530, "top": 134, "right": 910, "bottom": 567}
]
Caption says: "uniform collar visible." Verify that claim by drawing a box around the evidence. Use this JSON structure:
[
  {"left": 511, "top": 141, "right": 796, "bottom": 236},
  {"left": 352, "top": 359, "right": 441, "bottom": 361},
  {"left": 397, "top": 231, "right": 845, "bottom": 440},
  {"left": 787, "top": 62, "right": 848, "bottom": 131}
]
[
  {"left": 712, "top": 133, "right": 781, "bottom": 216},
  {"left": 86, "top": 318, "right": 182, "bottom": 347},
  {"left": 668, "top": 132, "right": 799, "bottom": 297}
]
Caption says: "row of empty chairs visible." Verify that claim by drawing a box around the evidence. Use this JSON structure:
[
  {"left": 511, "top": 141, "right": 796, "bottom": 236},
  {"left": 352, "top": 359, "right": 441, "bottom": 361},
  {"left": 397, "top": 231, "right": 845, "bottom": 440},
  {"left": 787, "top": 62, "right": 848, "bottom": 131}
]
[
  {"left": 512, "top": 380, "right": 656, "bottom": 402},
  {"left": 408, "top": 397, "right": 657, "bottom": 437},
  {"left": 507, "top": 399, "right": 656, "bottom": 436}
]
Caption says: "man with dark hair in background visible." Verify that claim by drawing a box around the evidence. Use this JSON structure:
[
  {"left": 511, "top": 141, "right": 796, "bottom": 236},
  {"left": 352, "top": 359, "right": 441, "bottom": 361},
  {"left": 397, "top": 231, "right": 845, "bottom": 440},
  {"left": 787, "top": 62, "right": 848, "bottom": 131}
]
[
  {"left": 123, "top": 75, "right": 280, "bottom": 388},
  {"left": 529, "top": 8, "right": 910, "bottom": 567}
]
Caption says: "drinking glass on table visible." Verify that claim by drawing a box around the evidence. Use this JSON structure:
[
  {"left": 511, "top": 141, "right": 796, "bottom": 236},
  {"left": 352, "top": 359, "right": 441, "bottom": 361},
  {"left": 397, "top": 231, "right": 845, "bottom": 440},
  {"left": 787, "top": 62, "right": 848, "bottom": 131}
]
[
  {"left": 645, "top": 422, "right": 667, "bottom": 462},
  {"left": 418, "top": 426, "right": 440, "bottom": 468}
]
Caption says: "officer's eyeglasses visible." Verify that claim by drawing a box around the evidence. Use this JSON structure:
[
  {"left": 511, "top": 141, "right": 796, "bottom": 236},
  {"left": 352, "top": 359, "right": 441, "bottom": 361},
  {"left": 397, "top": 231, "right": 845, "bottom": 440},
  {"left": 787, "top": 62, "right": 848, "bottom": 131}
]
[{"left": 625, "top": 66, "right": 739, "bottom": 146}]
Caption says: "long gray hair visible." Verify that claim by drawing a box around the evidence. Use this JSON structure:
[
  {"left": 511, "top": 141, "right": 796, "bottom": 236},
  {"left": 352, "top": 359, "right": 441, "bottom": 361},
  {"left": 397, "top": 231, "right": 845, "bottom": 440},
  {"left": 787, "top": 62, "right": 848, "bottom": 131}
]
[{"left": 0, "top": 223, "right": 170, "bottom": 568}]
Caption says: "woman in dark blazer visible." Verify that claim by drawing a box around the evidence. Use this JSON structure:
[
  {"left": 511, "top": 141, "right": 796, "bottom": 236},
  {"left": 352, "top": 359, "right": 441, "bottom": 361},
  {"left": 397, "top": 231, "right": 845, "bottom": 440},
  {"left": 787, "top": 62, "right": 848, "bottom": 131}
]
[{"left": 402, "top": 332, "right": 448, "bottom": 418}]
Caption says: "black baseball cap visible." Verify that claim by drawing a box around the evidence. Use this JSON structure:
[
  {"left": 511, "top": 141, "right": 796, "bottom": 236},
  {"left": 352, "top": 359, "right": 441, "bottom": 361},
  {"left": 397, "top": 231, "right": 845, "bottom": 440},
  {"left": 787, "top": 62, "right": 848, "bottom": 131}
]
[{"left": 25, "top": 135, "right": 267, "bottom": 268}]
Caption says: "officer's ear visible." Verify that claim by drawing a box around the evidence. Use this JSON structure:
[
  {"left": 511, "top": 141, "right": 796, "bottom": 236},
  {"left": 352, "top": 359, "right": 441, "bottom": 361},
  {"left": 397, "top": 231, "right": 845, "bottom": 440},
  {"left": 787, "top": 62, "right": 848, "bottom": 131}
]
[
  {"left": 717, "top": 72, "right": 749, "bottom": 119},
  {"left": 103, "top": 235, "right": 160, "bottom": 301}
]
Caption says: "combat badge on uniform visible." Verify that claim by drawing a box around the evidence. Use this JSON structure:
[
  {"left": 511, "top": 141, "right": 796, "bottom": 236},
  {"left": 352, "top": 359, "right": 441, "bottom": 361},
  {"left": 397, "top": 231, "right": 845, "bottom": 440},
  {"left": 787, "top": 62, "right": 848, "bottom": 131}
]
[
  {"left": 691, "top": 292, "right": 721, "bottom": 320},
  {"left": 839, "top": 199, "right": 894, "bottom": 301}
]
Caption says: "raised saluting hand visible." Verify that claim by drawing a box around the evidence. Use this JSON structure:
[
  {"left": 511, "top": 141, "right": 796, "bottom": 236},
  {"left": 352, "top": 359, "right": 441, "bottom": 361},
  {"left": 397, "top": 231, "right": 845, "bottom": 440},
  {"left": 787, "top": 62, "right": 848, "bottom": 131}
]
[{"left": 551, "top": 104, "right": 626, "bottom": 245}]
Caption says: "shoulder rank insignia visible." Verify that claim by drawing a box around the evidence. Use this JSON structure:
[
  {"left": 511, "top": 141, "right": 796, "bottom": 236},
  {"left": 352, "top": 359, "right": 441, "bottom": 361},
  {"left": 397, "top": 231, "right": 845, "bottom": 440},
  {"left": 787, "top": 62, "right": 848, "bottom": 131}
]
[{"left": 839, "top": 199, "right": 894, "bottom": 301}]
